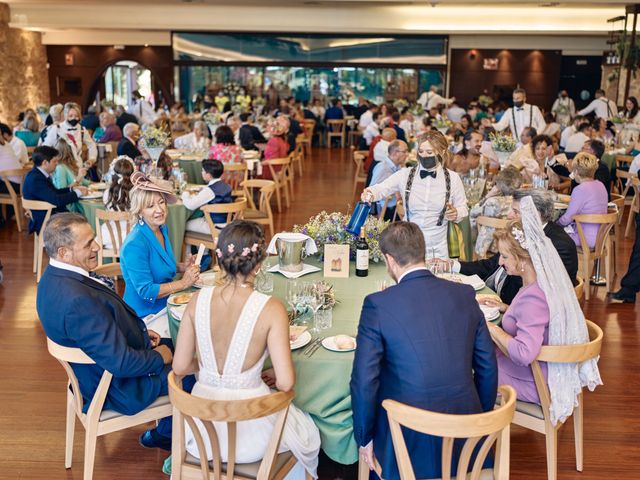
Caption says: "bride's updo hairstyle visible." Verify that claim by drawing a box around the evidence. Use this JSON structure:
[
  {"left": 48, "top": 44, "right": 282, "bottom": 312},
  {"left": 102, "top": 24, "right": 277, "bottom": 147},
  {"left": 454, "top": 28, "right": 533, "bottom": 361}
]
[{"left": 215, "top": 220, "right": 268, "bottom": 277}]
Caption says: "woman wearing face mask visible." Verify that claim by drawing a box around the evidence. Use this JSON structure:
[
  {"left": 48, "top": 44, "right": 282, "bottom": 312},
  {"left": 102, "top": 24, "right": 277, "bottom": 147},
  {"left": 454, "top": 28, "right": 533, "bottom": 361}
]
[{"left": 362, "top": 130, "right": 469, "bottom": 258}]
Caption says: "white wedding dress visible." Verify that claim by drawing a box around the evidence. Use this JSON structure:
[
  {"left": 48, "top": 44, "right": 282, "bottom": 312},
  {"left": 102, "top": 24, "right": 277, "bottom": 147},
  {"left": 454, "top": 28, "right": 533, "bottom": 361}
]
[{"left": 185, "top": 286, "right": 321, "bottom": 478}]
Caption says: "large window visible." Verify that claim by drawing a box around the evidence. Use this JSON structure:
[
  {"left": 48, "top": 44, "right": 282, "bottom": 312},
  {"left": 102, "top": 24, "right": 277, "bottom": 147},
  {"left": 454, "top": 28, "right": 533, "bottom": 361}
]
[{"left": 173, "top": 33, "right": 447, "bottom": 112}]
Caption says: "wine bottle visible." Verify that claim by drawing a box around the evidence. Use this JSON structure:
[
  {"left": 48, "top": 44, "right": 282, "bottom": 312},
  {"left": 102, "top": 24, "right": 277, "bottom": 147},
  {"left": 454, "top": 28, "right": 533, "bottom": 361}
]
[
  {"left": 356, "top": 226, "right": 369, "bottom": 277},
  {"left": 447, "top": 222, "right": 461, "bottom": 259}
]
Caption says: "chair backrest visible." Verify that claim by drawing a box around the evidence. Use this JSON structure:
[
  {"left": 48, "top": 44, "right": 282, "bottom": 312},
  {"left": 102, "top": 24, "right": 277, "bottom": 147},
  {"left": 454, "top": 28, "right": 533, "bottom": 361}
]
[
  {"left": 95, "top": 209, "right": 132, "bottom": 262},
  {"left": 383, "top": 385, "right": 516, "bottom": 480},
  {"left": 223, "top": 163, "right": 249, "bottom": 193},
  {"left": 352, "top": 150, "right": 367, "bottom": 174},
  {"left": 241, "top": 179, "right": 275, "bottom": 214},
  {"left": 46, "top": 338, "right": 113, "bottom": 420},
  {"left": 574, "top": 276, "right": 584, "bottom": 301},
  {"left": 201, "top": 198, "right": 247, "bottom": 240},
  {"left": 0, "top": 167, "right": 30, "bottom": 201},
  {"left": 168, "top": 372, "right": 295, "bottom": 480},
  {"left": 327, "top": 119, "right": 345, "bottom": 133},
  {"left": 21, "top": 198, "right": 56, "bottom": 234},
  {"left": 529, "top": 320, "right": 603, "bottom": 423},
  {"left": 263, "top": 157, "right": 291, "bottom": 183},
  {"left": 475, "top": 215, "right": 509, "bottom": 230},
  {"left": 573, "top": 212, "right": 617, "bottom": 255},
  {"left": 615, "top": 154, "right": 634, "bottom": 168},
  {"left": 614, "top": 170, "right": 636, "bottom": 197},
  {"left": 92, "top": 262, "right": 123, "bottom": 279}
]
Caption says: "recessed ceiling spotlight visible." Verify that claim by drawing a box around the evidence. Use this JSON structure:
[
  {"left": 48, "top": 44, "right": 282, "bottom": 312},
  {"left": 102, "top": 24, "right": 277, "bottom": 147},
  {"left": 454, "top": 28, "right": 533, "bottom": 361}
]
[{"left": 540, "top": 2, "right": 560, "bottom": 7}]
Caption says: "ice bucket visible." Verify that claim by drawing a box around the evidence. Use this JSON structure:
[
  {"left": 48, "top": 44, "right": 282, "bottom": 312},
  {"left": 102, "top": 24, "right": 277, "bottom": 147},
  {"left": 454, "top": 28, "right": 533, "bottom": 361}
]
[{"left": 276, "top": 237, "right": 307, "bottom": 272}]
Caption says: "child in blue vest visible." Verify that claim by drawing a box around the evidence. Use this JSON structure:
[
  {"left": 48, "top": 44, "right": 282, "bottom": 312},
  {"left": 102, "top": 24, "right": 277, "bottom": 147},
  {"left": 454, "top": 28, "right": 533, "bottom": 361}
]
[{"left": 182, "top": 159, "right": 233, "bottom": 234}]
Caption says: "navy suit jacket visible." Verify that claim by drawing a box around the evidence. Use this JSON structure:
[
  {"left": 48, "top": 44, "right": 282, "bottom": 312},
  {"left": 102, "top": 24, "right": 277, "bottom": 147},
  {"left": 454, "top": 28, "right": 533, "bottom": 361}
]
[
  {"left": 37, "top": 265, "right": 165, "bottom": 415},
  {"left": 22, "top": 167, "right": 79, "bottom": 233},
  {"left": 117, "top": 137, "right": 142, "bottom": 160},
  {"left": 350, "top": 269, "right": 498, "bottom": 480}
]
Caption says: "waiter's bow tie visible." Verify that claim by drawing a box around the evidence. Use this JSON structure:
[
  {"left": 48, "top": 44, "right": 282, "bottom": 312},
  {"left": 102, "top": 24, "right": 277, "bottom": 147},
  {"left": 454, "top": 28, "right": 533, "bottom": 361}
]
[
  {"left": 516, "top": 107, "right": 524, "bottom": 111},
  {"left": 420, "top": 169, "right": 437, "bottom": 179}
]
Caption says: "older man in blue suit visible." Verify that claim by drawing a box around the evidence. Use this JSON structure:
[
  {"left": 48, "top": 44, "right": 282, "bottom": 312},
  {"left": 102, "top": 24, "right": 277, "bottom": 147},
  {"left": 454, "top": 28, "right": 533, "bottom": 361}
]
[
  {"left": 22, "top": 146, "right": 88, "bottom": 233},
  {"left": 37, "top": 213, "right": 177, "bottom": 450},
  {"left": 350, "top": 222, "right": 498, "bottom": 480}
]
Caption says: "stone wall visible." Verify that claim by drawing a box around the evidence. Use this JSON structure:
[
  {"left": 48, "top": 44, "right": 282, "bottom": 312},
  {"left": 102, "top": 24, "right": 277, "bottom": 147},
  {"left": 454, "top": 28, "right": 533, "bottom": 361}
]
[
  {"left": 0, "top": 3, "right": 50, "bottom": 125},
  {"left": 602, "top": 64, "right": 640, "bottom": 105}
]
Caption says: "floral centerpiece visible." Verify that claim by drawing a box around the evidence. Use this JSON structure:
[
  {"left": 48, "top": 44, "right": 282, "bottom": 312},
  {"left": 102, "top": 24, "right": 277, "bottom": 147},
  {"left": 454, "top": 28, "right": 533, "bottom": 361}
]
[
  {"left": 140, "top": 126, "right": 171, "bottom": 167},
  {"left": 36, "top": 104, "right": 49, "bottom": 123},
  {"left": 315, "top": 281, "right": 338, "bottom": 310},
  {"left": 408, "top": 103, "right": 425, "bottom": 116},
  {"left": 203, "top": 111, "right": 221, "bottom": 127},
  {"left": 223, "top": 82, "right": 242, "bottom": 100},
  {"left": 489, "top": 132, "right": 517, "bottom": 167},
  {"left": 393, "top": 99, "right": 409, "bottom": 110},
  {"left": 293, "top": 210, "right": 388, "bottom": 263},
  {"left": 433, "top": 118, "right": 453, "bottom": 134}
]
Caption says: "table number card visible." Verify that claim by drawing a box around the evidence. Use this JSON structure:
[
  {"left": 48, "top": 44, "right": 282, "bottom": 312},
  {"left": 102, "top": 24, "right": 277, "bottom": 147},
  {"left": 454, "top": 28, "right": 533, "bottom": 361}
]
[{"left": 323, "top": 244, "right": 350, "bottom": 278}]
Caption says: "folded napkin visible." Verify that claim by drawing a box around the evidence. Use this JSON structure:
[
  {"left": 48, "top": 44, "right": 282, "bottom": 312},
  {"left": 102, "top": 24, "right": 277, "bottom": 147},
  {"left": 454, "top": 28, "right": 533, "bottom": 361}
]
[{"left": 266, "top": 232, "right": 318, "bottom": 256}]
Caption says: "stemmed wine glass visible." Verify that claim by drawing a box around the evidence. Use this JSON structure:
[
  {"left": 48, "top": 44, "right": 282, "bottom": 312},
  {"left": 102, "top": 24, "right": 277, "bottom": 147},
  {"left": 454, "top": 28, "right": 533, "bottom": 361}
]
[
  {"left": 305, "top": 283, "right": 324, "bottom": 335},
  {"left": 285, "top": 280, "right": 300, "bottom": 323}
]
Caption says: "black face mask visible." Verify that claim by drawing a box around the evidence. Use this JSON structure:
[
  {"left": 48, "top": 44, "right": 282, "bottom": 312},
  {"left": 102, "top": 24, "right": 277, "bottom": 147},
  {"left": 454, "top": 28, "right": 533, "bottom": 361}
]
[
  {"left": 513, "top": 101, "right": 524, "bottom": 108},
  {"left": 67, "top": 119, "right": 80, "bottom": 126},
  {"left": 203, "top": 101, "right": 213, "bottom": 109},
  {"left": 418, "top": 154, "right": 438, "bottom": 170}
]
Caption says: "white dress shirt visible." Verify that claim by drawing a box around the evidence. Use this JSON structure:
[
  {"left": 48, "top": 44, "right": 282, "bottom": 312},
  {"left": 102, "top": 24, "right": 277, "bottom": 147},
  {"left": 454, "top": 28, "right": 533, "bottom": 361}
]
[
  {"left": 181, "top": 178, "right": 219, "bottom": 210},
  {"left": 373, "top": 139, "right": 390, "bottom": 163},
  {"left": 48, "top": 258, "right": 110, "bottom": 288},
  {"left": 129, "top": 99, "right": 156, "bottom": 126},
  {"left": 551, "top": 97, "right": 576, "bottom": 125},
  {"left": 174, "top": 132, "right": 211, "bottom": 151},
  {"left": 363, "top": 122, "right": 380, "bottom": 146},
  {"left": 418, "top": 91, "right": 454, "bottom": 110},
  {"left": 447, "top": 106, "right": 466, "bottom": 123},
  {"left": 578, "top": 97, "right": 618, "bottom": 119},
  {"left": 358, "top": 110, "right": 374, "bottom": 130},
  {"left": 0, "top": 142, "right": 22, "bottom": 183},
  {"left": 9, "top": 135, "right": 28, "bottom": 165},
  {"left": 560, "top": 125, "right": 576, "bottom": 150},
  {"left": 367, "top": 164, "right": 468, "bottom": 258},
  {"left": 398, "top": 266, "right": 429, "bottom": 283},
  {"left": 564, "top": 131, "right": 590, "bottom": 153},
  {"left": 42, "top": 121, "right": 97, "bottom": 168},
  {"left": 370, "top": 157, "right": 402, "bottom": 209},
  {"left": 492, "top": 103, "right": 546, "bottom": 140}
]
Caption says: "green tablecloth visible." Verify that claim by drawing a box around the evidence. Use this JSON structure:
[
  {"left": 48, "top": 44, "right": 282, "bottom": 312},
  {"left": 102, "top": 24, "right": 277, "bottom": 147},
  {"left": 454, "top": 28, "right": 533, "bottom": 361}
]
[
  {"left": 167, "top": 259, "right": 498, "bottom": 465},
  {"left": 77, "top": 199, "right": 192, "bottom": 262},
  {"left": 179, "top": 158, "right": 205, "bottom": 185}
]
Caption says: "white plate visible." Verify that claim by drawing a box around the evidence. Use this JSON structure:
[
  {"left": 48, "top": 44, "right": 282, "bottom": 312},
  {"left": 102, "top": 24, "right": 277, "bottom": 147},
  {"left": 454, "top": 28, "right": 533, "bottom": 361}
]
[
  {"left": 479, "top": 305, "right": 500, "bottom": 321},
  {"left": 194, "top": 270, "right": 219, "bottom": 288},
  {"left": 290, "top": 331, "right": 312, "bottom": 350},
  {"left": 322, "top": 335, "right": 357, "bottom": 352},
  {"left": 437, "top": 273, "right": 485, "bottom": 291},
  {"left": 89, "top": 182, "right": 108, "bottom": 191},
  {"left": 80, "top": 192, "right": 103, "bottom": 200},
  {"left": 168, "top": 292, "right": 195, "bottom": 306}
]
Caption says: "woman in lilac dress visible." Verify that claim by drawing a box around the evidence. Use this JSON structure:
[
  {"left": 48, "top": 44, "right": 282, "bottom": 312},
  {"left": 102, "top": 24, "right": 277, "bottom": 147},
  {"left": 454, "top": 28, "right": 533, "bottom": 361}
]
[
  {"left": 557, "top": 152, "right": 608, "bottom": 249},
  {"left": 480, "top": 220, "right": 550, "bottom": 402}
]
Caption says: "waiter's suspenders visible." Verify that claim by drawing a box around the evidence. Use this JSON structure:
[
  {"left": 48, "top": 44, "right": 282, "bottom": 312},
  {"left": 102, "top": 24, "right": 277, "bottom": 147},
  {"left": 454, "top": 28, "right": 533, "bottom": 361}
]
[{"left": 404, "top": 166, "right": 451, "bottom": 226}]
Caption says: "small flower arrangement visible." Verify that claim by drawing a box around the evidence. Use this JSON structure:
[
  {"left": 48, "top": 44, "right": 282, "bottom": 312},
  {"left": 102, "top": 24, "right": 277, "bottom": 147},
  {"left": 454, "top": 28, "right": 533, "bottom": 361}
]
[
  {"left": 489, "top": 132, "right": 517, "bottom": 153},
  {"left": 293, "top": 211, "right": 389, "bottom": 263},
  {"left": 36, "top": 104, "right": 49, "bottom": 115},
  {"left": 223, "top": 82, "right": 242, "bottom": 98},
  {"left": 393, "top": 99, "right": 409, "bottom": 110},
  {"left": 408, "top": 103, "right": 425, "bottom": 116},
  {"left": 140, "top": 125, "right": 171, "bottom": 149},
  {"left": 432, "top": 118, "right": 453, "bottom": 129},
  {"left": 610, "top": 115, "right": 627, "bottom": 124},
  {"left": 315, "top": 281, "right": 338, "bottom": 310},
  {"left": 252, "top": 97, "right": 266, "bottom": 107},
  {"left": 203, "top": 111, "right": 221, "bottom": 126}
]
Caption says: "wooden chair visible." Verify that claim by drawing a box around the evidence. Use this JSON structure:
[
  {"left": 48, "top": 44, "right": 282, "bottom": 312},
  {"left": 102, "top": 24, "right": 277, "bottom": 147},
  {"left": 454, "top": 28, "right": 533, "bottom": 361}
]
[
  {"left": 292, "top": 141, "right": 305, "bottom": 178},
  {"left": 326, "top": 119, "right": 346, "bottom": 148},
  {"left": 47, "top": 338, "right": 172, "bottom": 480},
  {"left": 378, "top": 196, "right": 401, "bottom": 222},
  {"left": 614, "top": 154, "right": 634, "bottom": 169},
  {"left": 624, "top": 176, "right": 639, "bottom": 238},
  {"left": 241, "top": 179, "right": 276, "bottom": 239},
  {"left": 509, "top": 320, "right": 603, "bottom": 480},
  {"left": 352, "top": 149, "right": 369, "bottom": 199},
  {"left": 95, "top": 210, "right": 131, "bottom": 265},
  {"left": 574, "top": 276, "right": 584, "bottom": 302},
  {"left": 379, "top": 385, "right": 516, "bottom": 480},
  {"left": 301, "top": 119, "right": 315, "bottom": 157},
  {"left": 474, "top": 216, "right": 509, "bottom": 259},
  {"left": 613, "top": 170, "right": 636, "bottom": 220},
  {"left": 0, "top": 167, "right": 30, "bottom": 232},
  {"left": 21, "top": 198, "right": 55, "bottom": 282},
  {"left": 168, "top": 372, "right": 312, "bottom": 480},
  {"left": 263, "top": 157, "right": 292, "bottom": 213},
  {"left": 182, "top": 198, "right": 247, "bottom": 261},
  {"left": 223, "top": 163, "right": 249, "bottom": 198},
  {"left": 573, "top": 212, "right": 617, "bottom": 300}
]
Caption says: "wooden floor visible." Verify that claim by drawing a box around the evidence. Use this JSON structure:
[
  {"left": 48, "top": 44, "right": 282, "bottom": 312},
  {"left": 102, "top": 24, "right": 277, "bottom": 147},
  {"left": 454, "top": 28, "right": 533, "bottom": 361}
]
[{"left": 1, "top": 147, "right": 639, "bottom": 479}]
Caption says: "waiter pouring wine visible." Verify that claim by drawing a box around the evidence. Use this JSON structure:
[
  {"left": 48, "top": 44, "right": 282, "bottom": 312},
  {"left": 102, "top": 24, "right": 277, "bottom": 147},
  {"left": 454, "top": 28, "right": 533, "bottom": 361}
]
[{"left": 361, "top": 131, "right": 468, "bottom": 258}]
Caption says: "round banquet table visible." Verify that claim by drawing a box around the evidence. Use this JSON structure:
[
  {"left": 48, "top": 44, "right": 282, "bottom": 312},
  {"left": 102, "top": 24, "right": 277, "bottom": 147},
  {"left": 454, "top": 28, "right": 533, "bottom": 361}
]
[
  {"left": 167, "top": 258, "right": 500, "bottom": 465},
  {"left": 178, "top": 157, "right": 205, "bottom": 185},
  {"left": 77, "top": 199, "right": 192, "bottom": 262}
]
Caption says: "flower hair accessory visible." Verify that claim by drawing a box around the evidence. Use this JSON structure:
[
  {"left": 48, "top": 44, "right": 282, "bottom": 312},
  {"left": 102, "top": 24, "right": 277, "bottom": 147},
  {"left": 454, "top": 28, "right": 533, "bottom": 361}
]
[
  {"left": 215, "top": 248, "right": 223, "bottom": 258},
  {"left": 227, "top": 244, "right": 235, "bottom": 254},
  {"left": 241, "top": 247, "right": 250, "bottom": 257},
  {"left": 512, "top": 227, "right": 527, "bottom": 249},
  {"left": 250, "top": 243, "right": 258, "bottom": 252}
]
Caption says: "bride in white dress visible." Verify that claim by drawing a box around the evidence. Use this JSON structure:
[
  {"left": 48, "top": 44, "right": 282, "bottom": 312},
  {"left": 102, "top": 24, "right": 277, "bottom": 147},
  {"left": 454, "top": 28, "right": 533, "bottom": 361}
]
[{"left": 173, "top": 220, "right": 321, "bottom": 478}]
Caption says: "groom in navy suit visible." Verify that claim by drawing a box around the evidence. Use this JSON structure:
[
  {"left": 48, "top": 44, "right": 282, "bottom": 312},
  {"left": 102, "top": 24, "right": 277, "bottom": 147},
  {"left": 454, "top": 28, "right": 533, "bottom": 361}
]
[
  {"left": 37, "top": 213, "right": 176, "bottom": 449},
  {"left": 350, "top": 222, "right": 498, "bottom": 480}
]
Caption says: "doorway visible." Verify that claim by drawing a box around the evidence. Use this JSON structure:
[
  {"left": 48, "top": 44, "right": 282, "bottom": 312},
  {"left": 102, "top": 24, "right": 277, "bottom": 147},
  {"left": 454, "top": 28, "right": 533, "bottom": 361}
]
[{"left": 104, "top": 60, "right": 153, "bottom": 110}]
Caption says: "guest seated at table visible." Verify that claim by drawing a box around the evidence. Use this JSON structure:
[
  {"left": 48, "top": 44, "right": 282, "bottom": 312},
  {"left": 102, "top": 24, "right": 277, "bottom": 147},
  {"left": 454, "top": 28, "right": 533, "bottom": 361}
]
[
  {"left": 172, "top": 220, "right": 321, "bottom": 476},
  {"left": 351, "top": 221, "right": 497, "bottom": 480},
  {"left": 454, "top": 189, "right": 578, "bottom": 305},
  {"left": 207, "top": 125, "right": 242, "bottom": 165},
  {"left": 52, "top": 137, "right": 89, "bottom": 191},
  {"left": 37, "top": 213, "right": 179, "bottom": 449},
  {"left": 174, "top": 121, "right": 211, "bottom": 152},
  {"left": 22, "top": 146, "right": 88, "bottom": 233},
  {"left": 118, "top": 123, "right": 143, "bottom": 160},
  {"left": 592, "top": 117, "right": 614, "bottom": 144},
  {"left": 120, "top": 172, "right": 200, "bottom": 336},
  {"left": 96, "top": 112, "right": 122, "bottom": 143},
  {"left": 470, "top": 166, "right": 522, "bottom": 258},
  {"left": 238, "top": 112, "right": 267, "bottom": 151},
  {"left": 14, "top": 112, "right": 41, "bottom": 147},
  {"left": 324, "top": 98, "right": 344, "bottom": 121},
  {"left": 262, "top": 116, "right": 290, "bottom": 181},
  {"left": 0, "top": 133, "right": 23, "bottom": 227},
  {"left": 557, "top": 152, "right": 608, "bottom": 249},
  {"left": 182, "top": 159, "right": 232, "bottom": 234},
  {"left": 522, "top": 133, "right": 554, "bottom": 183},
  {"left": 101, "top": 156, "right": 135, "bottom": 250},
  {"left": 481, "top": 199, "right": 601, "bottom": 411},
  {"left": 370, "top": 140, "right": 409, "bottom": 221},
  {"left": 565, "top": 122, "right": 592, "bottom": 155},
  {"left": 0, "top": 122, "right": 28, "bottom": 166},
  {"left": 451, "top": 130, "right": 483, "bottom": 174},
  {"left": 366, "top": 127, "right": 396, "bottom": 187},
  {"left": 506, "top": 127, "right": 536, "bottom": 173}
]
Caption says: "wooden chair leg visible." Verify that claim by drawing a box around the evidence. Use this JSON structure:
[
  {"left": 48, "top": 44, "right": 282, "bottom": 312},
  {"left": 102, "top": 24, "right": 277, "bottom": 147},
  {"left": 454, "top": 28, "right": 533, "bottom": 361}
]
[
  {"left": 32, "top": 233, "right": 38, "bottom": 273},
  {"left": 494, "top": 424, "right": 510, "bottom": 480},
  {"left": 65, "top": 394, "right": 76, "bottom": 468},
  {"left": 582, "top": 253, "right": 592, "bottom": 301},
  {"left": 14, "top": 202, "right": 22, "bottom": 232},
  {"left": 36, "top": 237, "right": 44, "bottom": 283},
  {"left": 83, "top": 424, "right": 99, "bottom": 480},
  {"left": 574, "top": 392, "right": 584, "bottom": 472},
  {"left": 274, "top": 184, "right": 282, "bottom": 213},
  {"left": 545, "top": 423, "right": 558, "bottom": 480},
  {"left": 625, "top": 207, "right": 636, "bottom": 238}
]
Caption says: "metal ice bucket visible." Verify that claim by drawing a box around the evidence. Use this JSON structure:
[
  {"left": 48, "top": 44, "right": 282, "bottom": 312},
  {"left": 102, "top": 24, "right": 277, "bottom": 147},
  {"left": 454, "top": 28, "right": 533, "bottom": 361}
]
[{"left": 276, "top": 237, "right": 307, "bottom": 272}]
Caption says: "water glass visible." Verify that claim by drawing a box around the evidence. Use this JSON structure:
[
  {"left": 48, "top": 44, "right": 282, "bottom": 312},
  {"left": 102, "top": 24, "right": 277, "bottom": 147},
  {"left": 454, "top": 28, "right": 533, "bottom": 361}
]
[
  {"left": 316, "top": 308, "right": 333, "bottom": 331},
  {"left": 376, "top": 279, "right": 390, "bottom": 291}
]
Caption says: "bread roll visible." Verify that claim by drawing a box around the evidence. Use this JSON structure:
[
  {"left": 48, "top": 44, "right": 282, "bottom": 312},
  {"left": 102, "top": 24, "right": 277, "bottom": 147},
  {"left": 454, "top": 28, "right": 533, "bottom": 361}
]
[{"left": 335, "top": 335, "right": 355, "bottom": 350}]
